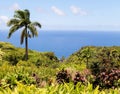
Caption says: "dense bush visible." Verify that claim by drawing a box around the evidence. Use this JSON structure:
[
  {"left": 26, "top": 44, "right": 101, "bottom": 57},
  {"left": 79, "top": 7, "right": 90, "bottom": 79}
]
[
  {"left": 93, "top": 68, "right": 120, "bottom": 89},
  {"left": 56, "top": 69, "right": 86, "bottom": 87},
  {"left": 90, "top": 57, "right": 120, "bottom": 89},
  {"left": 56, "top": 69, "right": 70, "bottom": 84},
  {"left": 73, "top": 72, "right": 86, "bottom": 86}
]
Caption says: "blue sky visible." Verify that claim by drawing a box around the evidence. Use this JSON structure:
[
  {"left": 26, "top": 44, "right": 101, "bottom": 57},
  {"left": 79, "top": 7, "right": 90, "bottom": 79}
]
[{"left": 0, "top": 0, "right": 120, "bottom": 31}]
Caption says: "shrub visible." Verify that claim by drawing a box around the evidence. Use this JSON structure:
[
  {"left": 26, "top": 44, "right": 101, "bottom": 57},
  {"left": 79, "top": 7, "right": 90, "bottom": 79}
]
[
  {"left": 90, "top": 57, "right": 120, "bottom": 89},
  {"left": 73, "top": 72, "right": 86, "bottom": 86},
  {"left": 56, "top": 69, "right": 70, "bottom": 84},
  {"left": 93, "top": 68, "right": 120, "bottom": 89},
  {"left": 56, "top": 69, "right": 87, "bottom": 86}
]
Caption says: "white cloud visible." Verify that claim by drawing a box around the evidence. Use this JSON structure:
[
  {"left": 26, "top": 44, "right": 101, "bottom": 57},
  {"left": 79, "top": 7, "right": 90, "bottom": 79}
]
[
  {"left": 70, "top": 6, "right": 87, "bottom": 16},
  {"left": 10, "top": 3, "right": 20, "bottom": 11},
  {"left": 0, "top": 16, "right": 9, "bottom": 23},
  {"left": 0, "top": 16, "right": 9, "bottom": 29},
  {"left": 51, "top": 6, "right": 65, "bottom": 16}
]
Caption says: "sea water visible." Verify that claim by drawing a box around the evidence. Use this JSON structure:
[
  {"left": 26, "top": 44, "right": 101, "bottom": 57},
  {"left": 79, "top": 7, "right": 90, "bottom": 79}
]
[{"left": 0, "top": 30, "right": 120, "bottom": 58}]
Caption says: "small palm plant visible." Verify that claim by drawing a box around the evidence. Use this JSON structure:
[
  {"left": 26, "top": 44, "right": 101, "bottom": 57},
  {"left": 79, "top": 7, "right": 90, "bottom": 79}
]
[{"left": 7, "top": 9, "right": 41, "bottom": 60}]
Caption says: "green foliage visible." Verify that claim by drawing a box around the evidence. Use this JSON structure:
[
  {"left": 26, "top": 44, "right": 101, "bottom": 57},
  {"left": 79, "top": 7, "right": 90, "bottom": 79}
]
[
  {"left": 0, "top": 49, "right": 4, "bottom": 61},
  {"left": 67, "top": 46, "right": 120, "bottom": 68},
  {"left": 89, "top": 48, "right": 120, "bottom": 89},
  {"left": 0, "top": 42, "right": 15, "bottom": 50},
  {"left": 67, "top": 46, "right": 120, "bottom": 89},
  {"left": 0, "top": 82, "right": 120, "bottom": 94},
  {"left": 0, "top": 42, "right": 120, "bottom": 93},
  {"left": 0, "top": 42, "right": 58, "bottom": 66}
]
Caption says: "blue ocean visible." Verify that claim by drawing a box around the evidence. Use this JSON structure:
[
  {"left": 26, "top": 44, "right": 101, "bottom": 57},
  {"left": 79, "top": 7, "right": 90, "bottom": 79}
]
[{"left": 0, "top": 30, "right": 120, "bottom": 58}]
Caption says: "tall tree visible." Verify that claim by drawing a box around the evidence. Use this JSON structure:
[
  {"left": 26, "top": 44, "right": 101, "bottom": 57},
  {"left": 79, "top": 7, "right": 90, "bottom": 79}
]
[{"left": 7, "top": 9, "right": 41, "bottom": 60}]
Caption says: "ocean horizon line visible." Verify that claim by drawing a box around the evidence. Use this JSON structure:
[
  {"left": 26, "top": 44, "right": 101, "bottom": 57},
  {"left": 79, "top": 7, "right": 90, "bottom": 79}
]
[{"left": 0, "top": 29, "right": 120, "bottom": 33}]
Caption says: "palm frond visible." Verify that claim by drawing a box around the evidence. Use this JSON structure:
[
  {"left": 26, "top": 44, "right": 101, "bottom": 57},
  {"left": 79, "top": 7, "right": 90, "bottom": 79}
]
[
  {"left": 14, "top": 10, "right": 25, "bottom": 19},
  {"left": 20, "top": 28, "right": 26, "bottom": 44},
  {"left": 8, "top": 9, "right": 41, "bottom": 44},
  {"left": 18, "top": 19, "right": 26, "bottom": 27},
  {"left": 8, "top": 25, "right": 20, "bottom": 38},
  {"left": 7, "top": 19, "right": 19, "bottom": 26},
  {"left": 28, "top": 24, "right": 38, "bottom": 37},
  {"left": 32, "top": 22, "right": 41, "bottom": 28},
  {"left": 24, "top": 9, "right": 30, "bottom": 20}
]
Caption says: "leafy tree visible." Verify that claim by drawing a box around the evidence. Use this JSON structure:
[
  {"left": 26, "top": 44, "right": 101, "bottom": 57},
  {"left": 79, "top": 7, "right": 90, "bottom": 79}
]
[
  {"left": 95, "top": 47, "right": 120, "bottom": 68},
  {"left": 7, "top": 9, "right": 41, "bottom": 60},
  {"left": 80, "top": 47, "right": 92, "bottom": 68}
]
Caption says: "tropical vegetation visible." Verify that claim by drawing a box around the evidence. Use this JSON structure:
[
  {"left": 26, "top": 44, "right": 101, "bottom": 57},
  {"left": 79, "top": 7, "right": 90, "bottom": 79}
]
[{"left": 0, "top": 42, "right": 119, "bottom": 93}]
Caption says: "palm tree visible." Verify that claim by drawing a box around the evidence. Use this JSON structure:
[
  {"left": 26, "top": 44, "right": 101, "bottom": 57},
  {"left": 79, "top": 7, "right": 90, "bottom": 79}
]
[
  {"left": 80, "top": 47, "right": 92, "bottom": 68},
  {"left": 7, "top": 9, "right": 41, "bottom": 60}
]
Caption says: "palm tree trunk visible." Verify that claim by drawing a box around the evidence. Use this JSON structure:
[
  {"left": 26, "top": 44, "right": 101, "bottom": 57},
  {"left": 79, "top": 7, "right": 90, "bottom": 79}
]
[{"left": 25, "top": 26, "right": 28, "bottom": 60}]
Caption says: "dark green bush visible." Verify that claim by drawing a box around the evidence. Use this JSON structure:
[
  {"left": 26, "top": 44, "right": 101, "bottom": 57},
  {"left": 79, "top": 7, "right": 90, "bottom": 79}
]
[{"left": 56, "top": 69, "right": 71, "bottom": 84}]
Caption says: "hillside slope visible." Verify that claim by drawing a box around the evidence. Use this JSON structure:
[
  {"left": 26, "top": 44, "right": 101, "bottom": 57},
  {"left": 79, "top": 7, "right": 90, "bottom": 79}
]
[
  {"left": 0, "top": 41, "right": 58, "bottom": 65},
  {"left": 67, "top": 46, "right": 120, "bottom": 68}
]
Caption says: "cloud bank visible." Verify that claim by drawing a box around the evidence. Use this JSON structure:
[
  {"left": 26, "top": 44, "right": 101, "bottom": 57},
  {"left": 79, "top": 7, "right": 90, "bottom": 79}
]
[
  {"left": 51, "top": 6, "right": 65, "bottom": 16},
  {"left": 0, "top": 16, "right": 9, "bottom": 24},
  {"left": 70, "top": 5, "right": 87, "bottom": 16}
]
